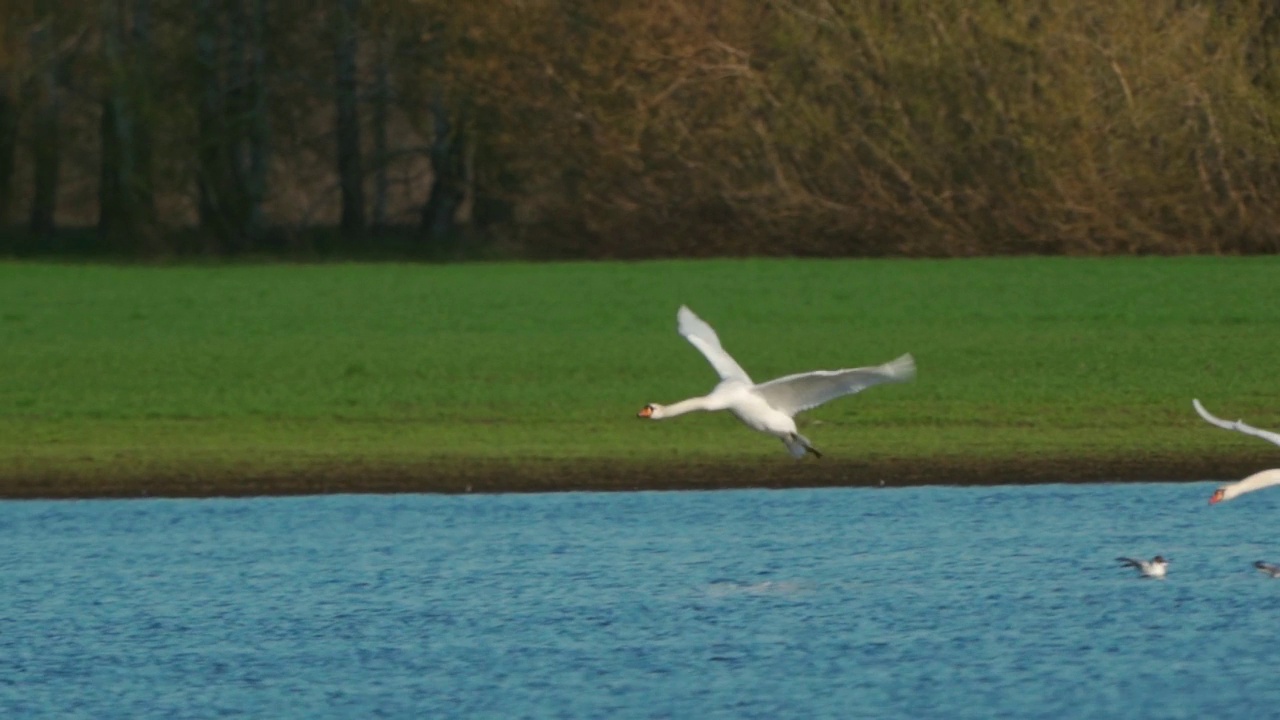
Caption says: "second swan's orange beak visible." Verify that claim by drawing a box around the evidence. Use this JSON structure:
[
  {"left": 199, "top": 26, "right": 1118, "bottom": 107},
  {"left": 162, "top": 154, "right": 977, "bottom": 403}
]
[
  {"left": 637, "top": 406, "right": 653, "bottom": 418},
  {"left": 1209, "top": 489, "right": 1224, "bottom": 505}
]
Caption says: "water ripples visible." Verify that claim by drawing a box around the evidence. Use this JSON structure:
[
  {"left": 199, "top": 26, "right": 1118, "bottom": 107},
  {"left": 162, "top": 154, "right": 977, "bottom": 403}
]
[{"left": 3, "top": 484, "right": 1280, "bottom": 718}]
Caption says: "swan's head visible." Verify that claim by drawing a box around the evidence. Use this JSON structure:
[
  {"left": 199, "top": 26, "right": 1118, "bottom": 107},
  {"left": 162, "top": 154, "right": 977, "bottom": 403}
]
[
  {"left": 1152, "top": 556, "right": 1166, "bottom": 564},
  {"left": 637, "top": 403, "right": 663, "bottom": 419},
  {"left": 1209, "top": 487, "right": 1229, "bottom": 504}
]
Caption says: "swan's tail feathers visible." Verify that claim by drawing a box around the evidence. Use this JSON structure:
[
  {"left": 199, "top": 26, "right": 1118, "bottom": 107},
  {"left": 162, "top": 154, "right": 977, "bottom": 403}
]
[
  {"left": 785, "top": 433, "right": 822, "bottom": 459},
  {"left": 881, "top": 353, "right": 917, "bottom": 382}
]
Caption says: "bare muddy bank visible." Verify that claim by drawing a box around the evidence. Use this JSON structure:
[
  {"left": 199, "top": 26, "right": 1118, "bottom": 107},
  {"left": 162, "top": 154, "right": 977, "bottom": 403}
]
[{"left": 1, "top": 450, "right": 1272, "bottom": 500}]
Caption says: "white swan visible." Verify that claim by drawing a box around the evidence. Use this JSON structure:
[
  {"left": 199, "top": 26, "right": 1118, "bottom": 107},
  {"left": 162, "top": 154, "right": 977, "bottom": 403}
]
[
  {"left": 636, "top": 306, "right": 915, "bottom": 457},
  {"left": 1192, "top": 399, "right": 1280, "bottom": 504},
  {"left": 1117, "top": 556, "right": 1168, "bottom": 579}
]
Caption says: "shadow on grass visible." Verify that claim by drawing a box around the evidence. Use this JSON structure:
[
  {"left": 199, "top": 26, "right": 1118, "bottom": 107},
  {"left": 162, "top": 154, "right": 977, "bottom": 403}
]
[{"left": 0, "top": 224, "right": 502, "bottom": 263}]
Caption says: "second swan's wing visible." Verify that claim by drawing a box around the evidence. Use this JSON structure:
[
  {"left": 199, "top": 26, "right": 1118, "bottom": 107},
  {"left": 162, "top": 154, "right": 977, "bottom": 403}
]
[{"left": 1193, "top": 399, "right": 1280, "bottom": 448}]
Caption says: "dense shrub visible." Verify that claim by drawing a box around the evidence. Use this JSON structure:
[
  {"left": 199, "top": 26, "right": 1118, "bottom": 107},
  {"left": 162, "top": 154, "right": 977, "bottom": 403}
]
[{"left": 438, "top": 0, "right": 1280, "bottom": 256}]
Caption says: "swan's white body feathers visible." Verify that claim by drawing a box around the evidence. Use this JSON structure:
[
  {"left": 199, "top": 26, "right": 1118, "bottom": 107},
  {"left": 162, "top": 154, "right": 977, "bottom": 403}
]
[
  {"left": 1193, "top": 399, "right": 1280, "bottom": 503},
  {"left": 641, "top": 306, "right": 915, "bottom": 457}
]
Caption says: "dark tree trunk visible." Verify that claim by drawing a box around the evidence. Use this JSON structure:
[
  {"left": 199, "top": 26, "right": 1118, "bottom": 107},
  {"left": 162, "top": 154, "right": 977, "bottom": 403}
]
[
  {"left": 223, "top": 0, "right": 252, "bottom": 247},
  {"left": 99, "top": 0, "right": 156, "bottom": 250},
  {"left": 195, "top": 0, "right": 268, "bottom": 252},
  {"left": 196, "top": 0, "right": 221, "bottom": 235},
  {"left": 98, "top": 0, "right": 128, "bottom": 243},
  {"left": 418, "top": 94, "right": 466, "bottom": 245},
  {"left": 0, "top": 84, "right": 17, "bottom": 227},
  {"left": 98, "top": 93, "right": 123, "bottom": 238},
  {"left": 371, "top": 27, "right": 390, "bottom": 232},
  {"left": 245, "top": 0, "right": 268, "bottom": 239},
  {"left": 196, "top": 0, "right": 251, "bottom": 250},
  {"left": 29, "top": 24, "right": 60, "bottom": 240},
  {"left": 334, "top": 0, "right": 364, "bottom": 240},
  {"left": 132, "top": 0, "right": 155, "bottom": 231}
]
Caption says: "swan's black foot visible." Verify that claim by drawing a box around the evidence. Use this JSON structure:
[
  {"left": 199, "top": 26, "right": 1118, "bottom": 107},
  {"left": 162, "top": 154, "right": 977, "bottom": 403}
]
[{"left": 790, "top": 433, "right": 822, "bottom": 459}]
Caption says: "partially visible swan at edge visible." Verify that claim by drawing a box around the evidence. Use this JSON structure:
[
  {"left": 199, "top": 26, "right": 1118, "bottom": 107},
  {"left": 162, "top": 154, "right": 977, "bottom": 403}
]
[
  {"left": 1192, "top": 399, "right": 1280, "bottom": 504},
  {"left": 637, "top": 306, "right": 915, "bottom": 458}
]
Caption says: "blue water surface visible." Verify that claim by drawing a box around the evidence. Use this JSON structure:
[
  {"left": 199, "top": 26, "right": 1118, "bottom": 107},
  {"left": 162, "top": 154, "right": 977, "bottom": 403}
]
[{"left": 3, "top": 482, "right": 1279, "bottom": 719}]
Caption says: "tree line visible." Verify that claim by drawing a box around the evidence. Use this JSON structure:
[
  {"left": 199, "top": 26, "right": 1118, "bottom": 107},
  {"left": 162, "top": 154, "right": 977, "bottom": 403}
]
[{"left": 0, "top": 0, "right": 1277, "bottom": 259}]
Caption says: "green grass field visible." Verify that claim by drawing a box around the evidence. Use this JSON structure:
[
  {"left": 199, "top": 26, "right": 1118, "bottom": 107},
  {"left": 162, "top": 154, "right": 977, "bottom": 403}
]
[{"left": 1, "top": 257, "right": 1278, "bottom": 495}]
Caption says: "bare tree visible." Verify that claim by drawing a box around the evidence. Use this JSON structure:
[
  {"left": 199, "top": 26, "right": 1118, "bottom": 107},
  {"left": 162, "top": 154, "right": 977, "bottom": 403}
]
[
  {"left": 417, "top": 92, "right": 465, "bottom": 245},
  {"left": 0, "top": 77, "right": 17, "bottom": 227},
  {"left": 132, "top": 0, "right": 153, "bottom": 220},
  {"left": 195, "top": 0, "right": 221, "bottom": 237},
  {"left": 371, "top": 25, "right": 390, "bottom": 232},
  {"left": 334, "top": 0, "right": 364, "bottom": 240},
  {"left": 245, "top": 0, "right": 268, "bottom": 238},
  {"left": 195, "top": 0, "right": 269, "bottom": 249},
  {"left": 28, "top": 19, "right": 60, "bottom": 240},
  {"left": 99, "top": 0, "right": 156, "bottom": 248}
]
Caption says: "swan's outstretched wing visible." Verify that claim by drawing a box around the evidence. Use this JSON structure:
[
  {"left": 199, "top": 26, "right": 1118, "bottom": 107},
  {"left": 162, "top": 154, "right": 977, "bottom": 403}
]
[
  {"left": 1116, "top": 557, "right": 1142, "bottom": 568},
  {"left": 752, "top": 353, "right": 915, "bottom": 416},
  {"left": 677, "top": 306, "right": 752, "bottom": 383},
  {"left": 1192, "top": 399, "right": 1280, "bottom": 448}
]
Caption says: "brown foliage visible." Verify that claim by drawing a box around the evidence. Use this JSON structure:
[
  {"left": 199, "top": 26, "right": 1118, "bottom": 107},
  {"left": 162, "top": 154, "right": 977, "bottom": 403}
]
[
  {"left": 432, "top": 0, "right": 1280, "bottom": 256},
  {"left": 1, "top": 0, "right": 1278, "bottom": 256}
]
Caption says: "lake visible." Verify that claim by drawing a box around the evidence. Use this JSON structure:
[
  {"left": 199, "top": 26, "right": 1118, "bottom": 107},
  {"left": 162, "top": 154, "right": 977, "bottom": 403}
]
[{"left": 3, "top": 482, "right": 1279, "bottom": 718}]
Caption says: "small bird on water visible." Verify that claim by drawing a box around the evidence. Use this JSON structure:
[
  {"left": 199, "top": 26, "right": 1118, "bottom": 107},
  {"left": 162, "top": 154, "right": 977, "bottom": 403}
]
[
  {"left": 1254, "top": 561, "right": 1280, "bottom": 578},
  {"left": 1117, "top": 556, "right": 1168, "bottom": 579}
]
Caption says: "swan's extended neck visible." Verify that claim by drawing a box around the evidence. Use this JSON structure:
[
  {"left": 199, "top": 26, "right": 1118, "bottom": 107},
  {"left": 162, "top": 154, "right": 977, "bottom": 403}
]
[
  {"left": 659, "top": 397, "right": 714, "bottom": 418},
  {"left": 1229, "top": 469, "right": 1280, "bottom": 497}
]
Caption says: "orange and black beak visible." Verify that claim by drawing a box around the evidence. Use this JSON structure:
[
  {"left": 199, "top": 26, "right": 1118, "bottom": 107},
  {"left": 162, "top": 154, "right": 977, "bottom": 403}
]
[
  {"left": 637, "top": 406, "right": 653, "bottom": 418},
  {"left": 1209, "top": 489, "right": 1225, "bottom": 505}
]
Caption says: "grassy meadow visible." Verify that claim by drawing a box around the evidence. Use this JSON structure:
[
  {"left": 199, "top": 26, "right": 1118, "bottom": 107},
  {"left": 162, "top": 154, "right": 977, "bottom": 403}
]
[{"left": 1, "top": 257, "right": 1278, "bottom": 496}]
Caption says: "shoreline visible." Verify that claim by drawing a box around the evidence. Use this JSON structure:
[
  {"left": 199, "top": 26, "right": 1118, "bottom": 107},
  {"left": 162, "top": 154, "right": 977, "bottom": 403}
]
[{"left": 1, "top": 450, "right": 1269, "bottom": 500}]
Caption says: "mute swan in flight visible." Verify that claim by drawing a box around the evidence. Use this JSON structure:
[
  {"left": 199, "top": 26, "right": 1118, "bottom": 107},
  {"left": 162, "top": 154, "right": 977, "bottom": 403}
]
[
  {"left": 636, "top": 306, "right": 915, "bottom": 458},
  {"left": 1192, "top": 399, "right": 1280, "bottom": 504},
  {"left": 1117, "top": 556, "right": 1168, "bottom": 579}
]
